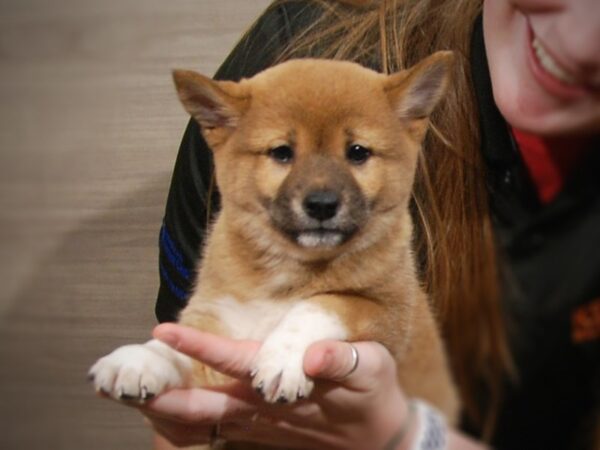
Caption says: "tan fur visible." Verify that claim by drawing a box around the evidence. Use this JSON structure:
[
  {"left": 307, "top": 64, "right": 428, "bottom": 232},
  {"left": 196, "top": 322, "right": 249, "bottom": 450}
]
[{"left": 173, "top": 52, "right": 460, "bottom": 449}]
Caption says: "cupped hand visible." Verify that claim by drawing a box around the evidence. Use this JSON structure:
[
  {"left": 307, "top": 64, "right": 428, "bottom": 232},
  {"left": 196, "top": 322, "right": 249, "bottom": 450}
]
[{"left": 138, "top": 323, "right": 411, "bottom": 450}]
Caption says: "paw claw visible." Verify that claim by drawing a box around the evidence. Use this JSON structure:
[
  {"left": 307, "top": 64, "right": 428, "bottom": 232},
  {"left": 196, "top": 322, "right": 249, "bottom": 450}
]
[
  {"left": 140, "top": 386, "right": 156, "bottom": 401},
  {"left": 119, "top": 392, "right": 136, "bottom": 401}
]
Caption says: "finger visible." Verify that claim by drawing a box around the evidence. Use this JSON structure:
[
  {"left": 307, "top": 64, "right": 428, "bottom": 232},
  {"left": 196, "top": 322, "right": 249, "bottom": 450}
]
[
  {"left": 145, "top": 415, "right": 213, "bottom": 448},
  {"left": 303, "top": 340, "right": 395, "bottom": 391},
  {"left": 140, "top": 385, "right": 257, "bottom": 424},
  {"left": 153, "top": 323, "right": 260, "bottom": 379},
  {"left": 222, "top": 418, "right": 342, "bottom": 449}
]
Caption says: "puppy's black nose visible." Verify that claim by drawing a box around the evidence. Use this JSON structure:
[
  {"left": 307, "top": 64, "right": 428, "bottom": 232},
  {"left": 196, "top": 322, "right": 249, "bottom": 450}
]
[{"left": 303, "top": 190, "right": 340, "bottom": 221}]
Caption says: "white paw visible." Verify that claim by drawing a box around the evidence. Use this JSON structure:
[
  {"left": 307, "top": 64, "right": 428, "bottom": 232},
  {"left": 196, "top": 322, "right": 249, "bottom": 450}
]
[
  {"left": 251, "top": 338, "right": 314, "bottom": 403},
  {"left": 88, "top": 340, "right": 192, "bottom": 402},
  {"left": 249, "top": 302, "right": 348, "bottom": 404}
]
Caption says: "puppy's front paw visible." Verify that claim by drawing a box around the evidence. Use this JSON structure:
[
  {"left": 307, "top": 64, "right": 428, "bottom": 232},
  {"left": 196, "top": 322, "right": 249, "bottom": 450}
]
[
  {"left": 250, "top": 302, "right": 348, "bottom": 403},
  {"left": 88, "top": 340, "right": 191, "bottom": 402},
  {"left": 251, "top": 339, "right": 314, "bottom": 404}
]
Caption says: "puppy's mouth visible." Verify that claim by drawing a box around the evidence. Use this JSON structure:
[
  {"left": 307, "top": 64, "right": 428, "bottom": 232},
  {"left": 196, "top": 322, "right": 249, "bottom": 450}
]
[{"left": 274, "top": 222, "right": 359, "bottom": 250}]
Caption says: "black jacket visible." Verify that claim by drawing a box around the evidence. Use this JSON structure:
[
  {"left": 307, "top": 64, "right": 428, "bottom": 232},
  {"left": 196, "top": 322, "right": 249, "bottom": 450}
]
[{"left": 156, "top": 3, "right": 600, "bottom": 448}]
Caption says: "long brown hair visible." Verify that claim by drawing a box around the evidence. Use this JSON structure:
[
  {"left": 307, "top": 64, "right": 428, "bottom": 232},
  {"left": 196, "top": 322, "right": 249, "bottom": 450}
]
[{"left": 242, "top": 0, "right": 514, "bottom": 438}]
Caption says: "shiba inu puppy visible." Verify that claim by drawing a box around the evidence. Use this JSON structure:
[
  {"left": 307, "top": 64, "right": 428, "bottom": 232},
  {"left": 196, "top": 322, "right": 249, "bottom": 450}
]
[{"left": 90, "top": 51, "right": 460, "bottom": 445}]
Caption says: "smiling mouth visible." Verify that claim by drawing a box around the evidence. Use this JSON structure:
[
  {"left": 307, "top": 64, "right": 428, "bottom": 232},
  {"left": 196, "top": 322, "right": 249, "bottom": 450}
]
[
  {"left": 531, "top": 37, "right": 577, "bottom": 85},
  {"left": 526, "top": 22, "right": 589, "bottom": 100},
  {"left": 525, "top": 19, "right": 599, "bottom": 99}
]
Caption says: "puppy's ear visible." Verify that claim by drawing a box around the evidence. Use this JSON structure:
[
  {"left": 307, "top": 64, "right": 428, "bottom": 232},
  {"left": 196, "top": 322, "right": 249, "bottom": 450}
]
[
  {"left": 172, "top": 70, "right": 248, "bottom": 131},
  {"left": 384, "top": 51, "right": 454, "bottom": 138}
]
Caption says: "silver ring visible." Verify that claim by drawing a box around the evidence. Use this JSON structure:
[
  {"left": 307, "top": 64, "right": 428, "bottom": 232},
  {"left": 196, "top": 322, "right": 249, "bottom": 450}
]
[{"left": 340, "top": 343, "right": 359, "bottom": 380}]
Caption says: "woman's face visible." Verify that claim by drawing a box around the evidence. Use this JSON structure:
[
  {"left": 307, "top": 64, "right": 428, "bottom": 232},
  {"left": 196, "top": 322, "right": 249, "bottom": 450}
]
[{"left": 483, "top": 0, "right": 600, "bottom": 136}]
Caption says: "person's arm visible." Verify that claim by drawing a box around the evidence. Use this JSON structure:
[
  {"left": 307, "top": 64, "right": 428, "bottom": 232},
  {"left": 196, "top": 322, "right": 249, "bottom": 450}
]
[{"left": 139, "top": 324, "right": 489, "bottom": 450}]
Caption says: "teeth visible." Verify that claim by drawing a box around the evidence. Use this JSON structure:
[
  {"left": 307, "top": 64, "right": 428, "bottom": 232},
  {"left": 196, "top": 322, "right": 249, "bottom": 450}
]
[
  {"left": 297, "top": 231, "right": 343, "bottom": 248},
  {"left": 532, "top": 37, "right": 577, "bottom": 85}
]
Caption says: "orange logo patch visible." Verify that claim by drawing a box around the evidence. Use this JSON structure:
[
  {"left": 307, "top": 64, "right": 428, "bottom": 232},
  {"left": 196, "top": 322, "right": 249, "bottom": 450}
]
[{"left": 572, "top": 298, "right": 600, "bottom": 344}]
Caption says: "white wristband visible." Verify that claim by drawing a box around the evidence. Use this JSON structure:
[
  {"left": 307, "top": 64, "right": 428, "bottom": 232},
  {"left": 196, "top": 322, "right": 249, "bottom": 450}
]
[{"left": 409, "top": 400, "right": 448, "bottom": 450}]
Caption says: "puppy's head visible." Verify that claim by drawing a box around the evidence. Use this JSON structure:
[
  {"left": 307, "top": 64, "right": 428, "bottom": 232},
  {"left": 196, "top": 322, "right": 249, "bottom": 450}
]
[{"left": 173, "top": 52, "right": 453, "bottom": 261}]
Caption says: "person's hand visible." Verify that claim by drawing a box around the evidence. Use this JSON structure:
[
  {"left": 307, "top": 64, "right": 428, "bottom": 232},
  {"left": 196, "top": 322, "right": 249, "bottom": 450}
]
[{"left": 137, "top": 323, "right": 413, "bottom": 450}]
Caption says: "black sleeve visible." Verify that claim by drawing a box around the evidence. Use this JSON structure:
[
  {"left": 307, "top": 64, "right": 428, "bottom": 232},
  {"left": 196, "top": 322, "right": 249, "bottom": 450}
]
[{"left": 156, "top": 2, "right": 322, "bottom": 323}]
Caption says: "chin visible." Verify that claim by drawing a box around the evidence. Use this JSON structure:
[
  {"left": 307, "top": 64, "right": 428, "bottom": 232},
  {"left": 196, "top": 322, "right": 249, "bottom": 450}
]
[
  {"left": 494, "top": 85, "right": 600, "bottom": 137},
  {"left": 489, "top": 47, "right": 600, "bottom": 137}
]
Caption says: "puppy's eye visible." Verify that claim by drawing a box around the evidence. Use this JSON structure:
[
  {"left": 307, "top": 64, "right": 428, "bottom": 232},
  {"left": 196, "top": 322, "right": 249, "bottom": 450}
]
[
  {"left": 268, "top": 145, "right": 294, "bottom": 164},
  {"left": 346, "top": 145, "right": 372, "bottom": 165}
]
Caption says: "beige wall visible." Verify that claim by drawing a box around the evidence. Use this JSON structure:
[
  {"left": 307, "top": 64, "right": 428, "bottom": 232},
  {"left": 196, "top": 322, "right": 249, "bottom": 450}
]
[{"left": 0, "top": 1, "right": 270, "bottom": 448}]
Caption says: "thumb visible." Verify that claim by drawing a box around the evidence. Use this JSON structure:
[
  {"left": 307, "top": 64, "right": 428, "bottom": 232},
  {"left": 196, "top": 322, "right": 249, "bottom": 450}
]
[
  {"left": 153, "top": 323, "right": 260, "bottom": 379},
  {"left": 304, "top": 340, "right": 395, "bottom": 391}
]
